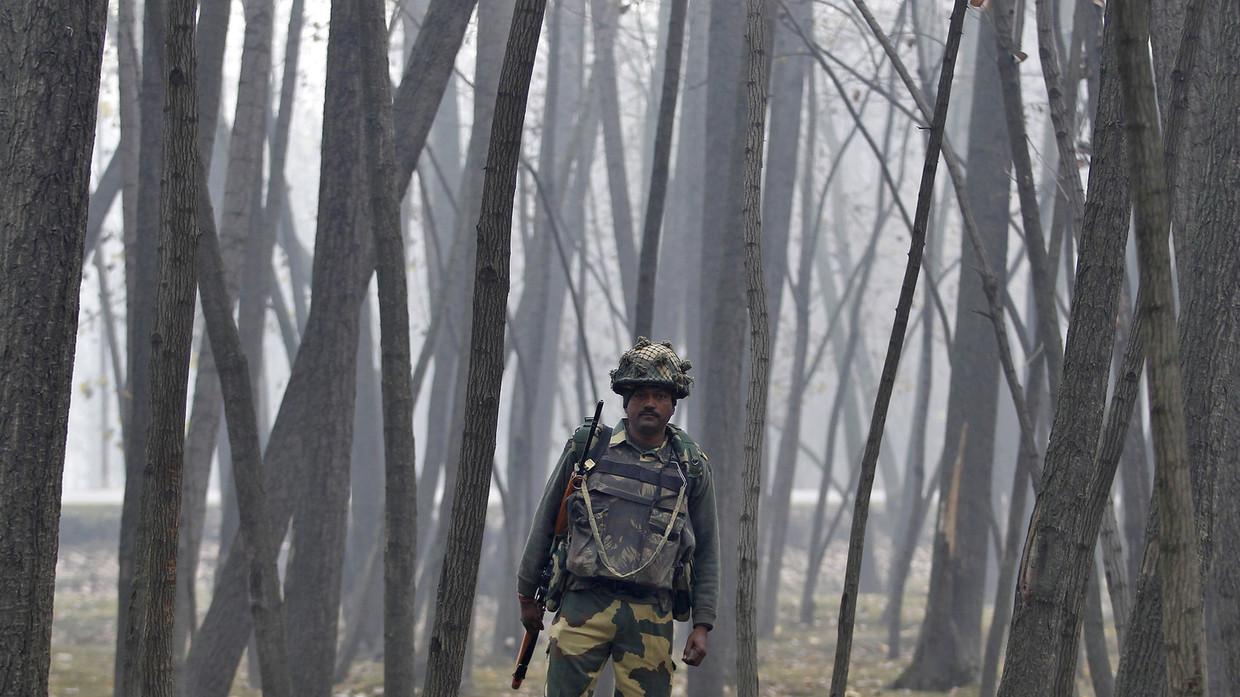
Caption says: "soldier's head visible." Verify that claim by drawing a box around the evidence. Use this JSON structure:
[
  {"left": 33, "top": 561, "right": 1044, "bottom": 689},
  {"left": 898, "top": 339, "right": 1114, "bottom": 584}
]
[{"left": 611, "top": 338, "right": 692, "bottom": 444}]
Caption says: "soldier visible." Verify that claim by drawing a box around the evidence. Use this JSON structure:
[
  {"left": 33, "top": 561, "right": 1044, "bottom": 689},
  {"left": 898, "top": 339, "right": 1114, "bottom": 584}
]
[{"left": 517, "top": 337, "right": 720, "bottom": 697}]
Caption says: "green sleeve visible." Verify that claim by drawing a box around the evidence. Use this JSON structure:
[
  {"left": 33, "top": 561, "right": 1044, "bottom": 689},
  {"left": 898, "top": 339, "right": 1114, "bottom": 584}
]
[
  {"left": 516, "top": 439, "right": 575, "bottom": 598},
  {"left": 687, "top": 455, "right": 720, "bottom": 629}
]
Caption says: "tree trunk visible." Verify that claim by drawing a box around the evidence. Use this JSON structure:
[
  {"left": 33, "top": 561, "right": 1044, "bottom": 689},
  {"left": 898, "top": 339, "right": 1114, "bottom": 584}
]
[
  {"left": 421, "top": 1, "right": 546, "bottom": 694},
  {"left": 757, "top": 0, "right": 810, "bottom": 349},
  {"left": 412, "top": 0, "right": 511, "bottom": 674},
  {"left": 177, "top": 0, "right": 283, "bottom": 664},
  {"left": 991, "top": 0, "right": 1134, "bottom": 691},
  {"left": 828, "top": 5, "right": 967, "bottom": 693},
  {"left": 1115, "top": 0, "right": 1207, "bottom": 692},
  {"left": 196, "top": 183, "right": 293, "bottom": 697},
  {"left": 633, "top": 0, "right": 688, "bottom": 340},
  {"left": 689, "top": 1, "right": 748, "bottom": 693},
  {"left": 493, "top": 0, "right": 582, "bottom": 657},
  {"left": 0, "top": 2, "right": 106, "bottom": 695},
  {"left": 736, "top": 0, "right": 771, "bottom": 692},
  {"left": 893, "top": 11, "right": 1009, "bottom": 688},
  {"left": 760, "top": 66, "right": 815, "bottom": 636},
  {"left": 991, "top": 0, "right": 1066, "bottom": 399},
  {"left": 653, "top": 0, "right": 707, "bottom": 344},
  {"left": 130, "top": 1, "right": 202, "bottom": 693},
  {"left": 392, "top": 0, "right": 480, "bottom": 197},
  {"left": 590, "top": 0, "right": 638, "bottom": 320},
  {"left": 1172, "top": 0, "right": 1240, "bottom": 690},
  {"left": 358, "top": 0, "right": 419, "bottom": 692},
  {"left": 186, "top": 1, "right": 480, "bottom": 692},
  {"left": 280, "top": 2, "right": 370, "bottom": 694},
  {"left": 116, "top": 0, "right": 169, "bottom": 689},
  {"left": 183, "top": 0, "right": 422, "bottom": 693}
]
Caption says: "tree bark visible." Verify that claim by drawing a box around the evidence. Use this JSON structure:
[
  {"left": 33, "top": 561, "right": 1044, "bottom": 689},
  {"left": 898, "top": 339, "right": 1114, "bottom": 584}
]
[
  {"left": 392, "top": 0, "right": 480, "bottom": 197},
  {"left": 279, "top": 2, "right": 369, "bottom": 694},
  {"left": 0, "top": 2, "right": 107, "bottom": 695},
  {"left": 894, "top": 10, "right": 1010, "bottom": 688},
  {"left": 196, "top": 182, "right": 292, "bottom": 697},
  {"left": 420, "top": 0, "right": 546, "bottom": 694},
  {"left": 689, "top": 2, "right": 748, "bottom": 693},
  {"left": 992, "top": 0, "right": 1134, "bottom": 691},
  {"left": 829, "top": 3, "right": 966, "bottom": 692},
  {"left": 358, "top": 0, "right": 419, "bottom": 692},
  {"left": 117, "top": 0, "right": 167, "bottom": 689},
  {"left": 130, "top": 1, "right": 202, "bottom": 693},
  {"left": 1175, "top": 2, "right": 1240, "bottom": 691},
  {"left": 1115, "top": 0, "right": 1207, "bottom": 692},
  {"left": 633, "top": 0, "right": 687, "bottom": 340},
  {"left": 737, "top": 0, "right": 771, "bottom": 692},
  {"left": 590, "top": 0, "right": 638, "bottom": 320},
  {"left": 182, "top": 0, "right": 412, "bottom": 692}
]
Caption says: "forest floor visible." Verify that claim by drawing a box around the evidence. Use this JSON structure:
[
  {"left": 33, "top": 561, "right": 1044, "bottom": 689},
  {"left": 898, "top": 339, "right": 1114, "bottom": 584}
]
[{"left": 48, "top": 502, "right": 1108, "bottom": 697}]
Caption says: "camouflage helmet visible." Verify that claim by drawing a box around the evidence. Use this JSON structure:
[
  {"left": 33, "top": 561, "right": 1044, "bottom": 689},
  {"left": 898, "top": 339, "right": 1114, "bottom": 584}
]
[{"left": 610, "top": 337, "right": 693, "bottom": 400}]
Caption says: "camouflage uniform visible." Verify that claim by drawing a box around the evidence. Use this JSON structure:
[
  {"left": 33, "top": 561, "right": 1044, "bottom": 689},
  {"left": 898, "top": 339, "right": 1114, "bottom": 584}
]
[{"left": 518, "top": 419, "right": 719, "bottom": 697}]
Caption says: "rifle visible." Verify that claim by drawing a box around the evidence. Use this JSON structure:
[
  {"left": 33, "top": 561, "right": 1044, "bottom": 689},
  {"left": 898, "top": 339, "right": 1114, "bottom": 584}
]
[{"left": 512, "top": 399, "right": 604, "bottom": 690}]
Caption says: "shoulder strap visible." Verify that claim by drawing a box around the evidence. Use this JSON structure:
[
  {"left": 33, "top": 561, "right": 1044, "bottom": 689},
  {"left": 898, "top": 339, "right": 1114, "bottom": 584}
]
[
  {"left": 668, "top": 424, "right": 706, "bottom": 476},
  {"left": 571, "top": 420, "right": 613, "bottom": 464}
]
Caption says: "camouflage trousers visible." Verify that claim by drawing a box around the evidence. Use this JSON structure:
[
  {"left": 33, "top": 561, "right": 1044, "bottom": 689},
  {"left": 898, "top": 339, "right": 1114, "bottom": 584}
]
[{"left": 545, "top": 588, "right": 676, "bottom": 697}]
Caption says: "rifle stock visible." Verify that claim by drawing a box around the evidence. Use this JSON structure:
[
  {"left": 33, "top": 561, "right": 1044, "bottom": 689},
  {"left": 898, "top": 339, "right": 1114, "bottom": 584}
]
[
  {"left": 512, "top": 399, "right": 605, "bottom": 689},
  {"left": 511, "top": 629, "right": 538, "bottom": 689}
]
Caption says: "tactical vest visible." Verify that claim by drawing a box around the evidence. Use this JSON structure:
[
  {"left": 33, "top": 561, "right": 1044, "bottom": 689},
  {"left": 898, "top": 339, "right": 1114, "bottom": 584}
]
[{"left": 563, "top": 424, "right": 702, "bottom": 594}]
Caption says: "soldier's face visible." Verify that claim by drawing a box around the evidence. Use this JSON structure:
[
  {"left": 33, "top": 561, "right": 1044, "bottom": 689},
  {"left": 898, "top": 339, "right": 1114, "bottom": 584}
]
[{"left": 626, "top": 386, "right": 675, "bottom": 445}]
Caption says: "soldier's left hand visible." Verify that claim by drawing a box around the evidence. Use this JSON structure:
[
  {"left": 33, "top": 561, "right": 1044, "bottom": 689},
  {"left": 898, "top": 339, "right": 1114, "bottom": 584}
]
[{"left": 682, "top": 625, "right": 709, "bottom": 666}]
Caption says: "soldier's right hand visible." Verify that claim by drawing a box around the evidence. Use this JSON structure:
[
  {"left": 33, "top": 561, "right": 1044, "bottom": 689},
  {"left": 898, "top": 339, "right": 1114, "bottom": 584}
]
[{"left": 520, "top": 597, "right": 545, "bottom": 633}]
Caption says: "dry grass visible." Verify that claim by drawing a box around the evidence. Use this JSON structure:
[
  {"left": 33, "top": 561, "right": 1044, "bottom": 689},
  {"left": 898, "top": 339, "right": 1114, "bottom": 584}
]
[{"left": 48, "top": 504, "right": 1106, "bottom": 697}]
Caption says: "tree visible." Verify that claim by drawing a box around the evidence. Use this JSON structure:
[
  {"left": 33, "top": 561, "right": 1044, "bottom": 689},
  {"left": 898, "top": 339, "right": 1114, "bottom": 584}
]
[
  {"left": 0, "top": 2, "right": 107, "bottom": 695},
  {"left": 1114, "top": 0, "right": 1206, "bottom": 693},
  {"left": 278, "top": 1, "right": 370, "bottom": 693},
  {"left": 830, "top": 0, "right": 968, "bottom": 691},
  {"left": 116, "top": 0, "right": 168, "bottom": 690},
  {"left": 129, "top": 1, "right": 203, "bottom": 692},
  {"left": 591, "top": 0, "right": 638, "bottom": 320},
  {"left": 176, "top": 0, "right": 284, "bottom": 660},
  {"left": 633, "top": 0, "right": 688, "bottom": 340},
  {"left": 411, "top": 0, "right": 511, "bottom": 675},
  {"left": 737, "top": 0, "right": 771, "bottom": 692},
  {"left": 652, "top": 0, "right": 708, "bottom": 343},
  {"left": 357, "top": 0, "right": 419, "bottom": 693},
  {"left": 689, "top": 1, "right": 748, "bottom": 694},
  {"left": 1175, "top": 2, "right": 1240, "bottom": 691},
  {"left": 894, "top": 9, "right": 1011, "bottom": 689},
  {"left": 195, "top": 182, "right": 293, "bottom": 697},
  {"left": 420, "top": 0, "right": 547, "bottom": 694},
  {"left": 991, "top": 0, "right": 1134, "bottom": 691}
]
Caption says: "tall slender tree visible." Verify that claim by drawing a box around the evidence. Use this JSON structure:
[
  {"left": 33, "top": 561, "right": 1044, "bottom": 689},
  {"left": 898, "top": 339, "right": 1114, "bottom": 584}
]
[
  {"left": 130, "top": 0, "right": 203, "bottom": 692},
  {"left": 690, "top": 1, "right": 748, "bottom": 693},
  {"left": 737, "top": 0, "right": 771, "bottom": 693},
  {"left": 116, "top": 0, "right": 168, "bottom": 689},
  {"left": 0, "top": 2, "right": 107, "bottom": 695},
  {"left": 420, "top": 0, "right": 547, "bottom": 694},
  {"left": 1114, "top": 0, "right": 1206, "bottom": 694},
  {"left": 893, "top": 8, "right": 1011, "bottom": 689},
  {"left": 357, "top": 0, "right": 419, "bottom": 693}
]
